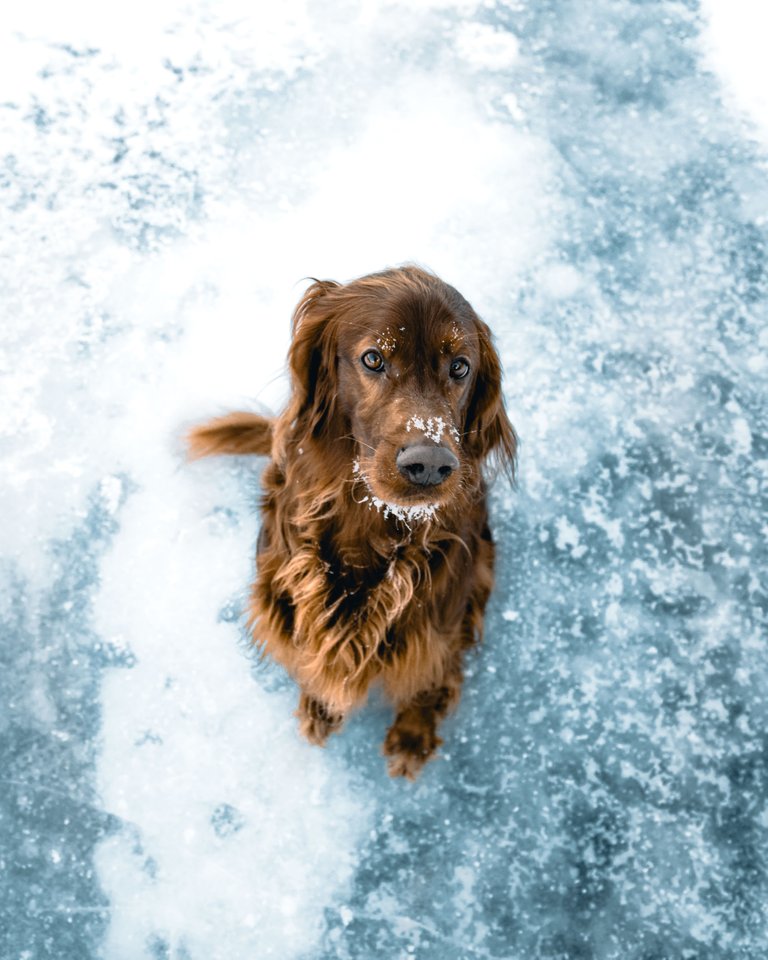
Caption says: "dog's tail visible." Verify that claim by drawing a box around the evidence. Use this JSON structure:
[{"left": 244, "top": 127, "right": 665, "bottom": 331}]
[{"left": 186, "top": 411, "right": 274, "bottom": 460}]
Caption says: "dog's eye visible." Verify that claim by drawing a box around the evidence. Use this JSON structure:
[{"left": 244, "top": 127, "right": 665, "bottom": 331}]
[
  {"left": 361, "top": 350, "right": 385, "bottom": 372},
  {"left": 449, "top": 357, "right": 470, "bottom": 380}
]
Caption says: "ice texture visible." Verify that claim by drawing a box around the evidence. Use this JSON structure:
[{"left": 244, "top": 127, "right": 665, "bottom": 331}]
[{"left": 2, "top": 1, "right": 768, "bottom": 958}]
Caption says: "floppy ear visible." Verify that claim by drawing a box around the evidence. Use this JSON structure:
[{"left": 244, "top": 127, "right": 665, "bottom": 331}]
[
  {"left": 285, "top": 279, "right": 344, "bottom": 439},
  {"left": 464, "top": 318, "right": 518, "bottom": 480}
]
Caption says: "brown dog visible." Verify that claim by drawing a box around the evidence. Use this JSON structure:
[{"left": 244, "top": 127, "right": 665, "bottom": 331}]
[{"left": 188, "top": 266, "right": 516, "bottom": 779}]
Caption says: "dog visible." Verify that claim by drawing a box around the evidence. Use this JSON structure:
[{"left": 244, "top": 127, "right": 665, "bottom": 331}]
[{"left": 187, "top": 265, "right": 516, "bottom": 779}]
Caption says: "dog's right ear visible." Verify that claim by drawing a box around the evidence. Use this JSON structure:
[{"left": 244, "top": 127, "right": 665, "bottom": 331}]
[
  {"left": 463, "top": 315, "right": 517, "bottom": 482},
  {"left": 285, "top": 279, "right": 343, "bottom": 438}
]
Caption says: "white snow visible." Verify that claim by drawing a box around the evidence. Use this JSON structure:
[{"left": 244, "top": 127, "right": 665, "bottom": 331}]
[
  {"left": 454, "top": 22, "right": 521, "bottom": 71},
  {"left": 93, "top": 465, "right": 370, "bottom": 958},
  {"left": 554, "top": 516, "right": 587, "bottom": 559},
  {"left": 700, "top": 0, "right": 768, "bottom": 149},
  {"left": 366, "top": 495, "right": 440, "bottom": 525},
  {"left": 405, "top": 415, "right": 460, "bottom": 444}
]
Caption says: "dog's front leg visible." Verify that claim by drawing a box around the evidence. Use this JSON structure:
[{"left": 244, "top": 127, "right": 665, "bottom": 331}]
[
  {"left": 296, "top": 691, "right": 345, "bottom": 746},
  {"left": 383, "top": 669, "right": 463, "bottom": 780}
]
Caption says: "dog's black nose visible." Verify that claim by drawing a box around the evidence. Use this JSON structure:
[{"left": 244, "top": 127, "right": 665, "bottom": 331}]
[{"left": 396, "top": 444, "right": 458, "bottom": 486}]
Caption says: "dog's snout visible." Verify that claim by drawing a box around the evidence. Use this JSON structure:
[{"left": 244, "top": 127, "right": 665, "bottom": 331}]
[{"left": 396, "top": 444, "right": 458, "bottom": 487}]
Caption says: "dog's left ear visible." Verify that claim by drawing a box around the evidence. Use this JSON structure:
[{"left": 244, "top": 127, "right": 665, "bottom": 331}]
[
  {"left": 285, "top": 279, "right": 344, "bottom": 439},
  {"left": 463, "top": 318, "right": 517, "bottom": 479}
]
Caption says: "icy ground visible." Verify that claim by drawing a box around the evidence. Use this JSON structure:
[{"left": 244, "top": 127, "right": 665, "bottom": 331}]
[{"left": 2, "top": 1, "right": 768, "bottom": 957}]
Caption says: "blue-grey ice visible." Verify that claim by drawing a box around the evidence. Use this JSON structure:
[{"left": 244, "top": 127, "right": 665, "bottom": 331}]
[{"left": 2, "top": 1, "right": 767, "bottom": 957}]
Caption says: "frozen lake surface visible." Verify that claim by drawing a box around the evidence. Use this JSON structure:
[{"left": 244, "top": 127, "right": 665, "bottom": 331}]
[{"left": 2, "top": 1, "right": 767, "bottom": 957}]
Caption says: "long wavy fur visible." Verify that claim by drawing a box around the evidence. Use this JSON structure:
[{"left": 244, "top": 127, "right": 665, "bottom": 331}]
[{"left": 187, "top": 266, "right": 515, "bottom": 779}]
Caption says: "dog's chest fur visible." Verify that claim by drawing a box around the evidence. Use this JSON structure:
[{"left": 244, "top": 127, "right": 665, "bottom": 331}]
[{"left": 251, "top": 473, "right": 487, "bottom": 712}]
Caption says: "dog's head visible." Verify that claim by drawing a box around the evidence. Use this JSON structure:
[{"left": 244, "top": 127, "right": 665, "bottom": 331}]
[{"left": 286, "top": 266, "right": 516, "bottom": 515}]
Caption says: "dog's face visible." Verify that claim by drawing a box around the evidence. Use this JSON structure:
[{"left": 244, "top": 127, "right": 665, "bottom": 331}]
[
  {"left": 287, "top": 267, "right": 516, "bottom": 513},
  {"left": 335, "top": 298, "right": 478, "bottom": 510}
]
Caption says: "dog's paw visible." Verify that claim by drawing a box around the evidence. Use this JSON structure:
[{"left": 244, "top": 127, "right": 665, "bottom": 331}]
[
  {"left": 299, "top": 713, "right": 334, "bottom": 745},
  {"left": 297, "top": 695, "right": 343, "bottom": 746},
  {"left": 383, "top": 724, "right": 442, "bottom": 780}
]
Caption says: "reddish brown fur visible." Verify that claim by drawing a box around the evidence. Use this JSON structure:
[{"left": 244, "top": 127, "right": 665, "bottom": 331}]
[{"left": 187, "top": 265, "right": 516, "bottom": 779}]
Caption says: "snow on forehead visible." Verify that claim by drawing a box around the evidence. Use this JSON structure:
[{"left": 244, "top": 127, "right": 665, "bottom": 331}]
[
  {"left": 374, "top": 326, "right": 398, "bottom": 353},
  {"left": 371, "top": 324, "right": 464, "bottom": 356},
  {"left": 380, "top": 316, "right": 467, "bottom": 350},
  {"left": 443, "top": 321, "right": 465, "bottom": 348}
]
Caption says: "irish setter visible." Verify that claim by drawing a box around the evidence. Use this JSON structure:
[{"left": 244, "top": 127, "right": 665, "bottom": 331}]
[{"left": 187, "top": 266, "right": 516, "bottom": 779}]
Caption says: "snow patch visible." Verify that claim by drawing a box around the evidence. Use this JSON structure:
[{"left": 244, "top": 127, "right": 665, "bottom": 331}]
[
  {"left": 555, "top": 516, "right": 587, "bottom": 559},
  {"left": 405, "top": 415, "right": 460, "bottom": 445},
  {"left": 375, "top": 328, "right": 398, "bottom": 353},
  {"left": 94, "top": 465, "right": 371, "bottom": 959},
  {"left": 454, "top": 22, "right": 520, "bottom": 71},
  {"left": 700, "top": 0, "right": 768, "bottom": 147}
]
